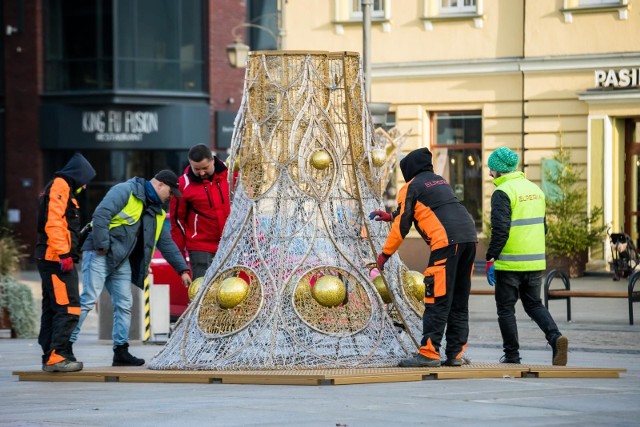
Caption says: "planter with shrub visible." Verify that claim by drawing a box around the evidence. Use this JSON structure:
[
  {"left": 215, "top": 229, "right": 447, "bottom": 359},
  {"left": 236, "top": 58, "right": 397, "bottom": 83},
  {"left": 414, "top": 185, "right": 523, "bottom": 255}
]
[{"left": 0, "top": 228, "right": 37, "bottom": 338}]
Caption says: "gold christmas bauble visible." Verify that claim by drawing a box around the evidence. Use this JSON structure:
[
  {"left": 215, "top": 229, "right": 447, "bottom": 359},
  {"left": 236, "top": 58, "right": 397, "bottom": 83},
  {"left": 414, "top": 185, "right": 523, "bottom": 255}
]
[
  {"left": 311, "top": 275, "right": 346, "bottom": 307},
  {"left": 217, "top": 277, "right": 249, "bottom": 309},
  {"left": 372, "top": 275, "right": 392, "bottom": 303},
  {"left": 294, "top": 278, "right": 312, "bottom": 300},
  {"left": 371, "top": 148, "right": 386, "bottom": 167},
  {"left": 188, "top": 277, "right": 204, "bottom": 301},
  {"left": 310, "top": 150, "right": 331, "bottom": 170},
  {"left": 404, "top": 270, "right": 425, "bottom": 302}
]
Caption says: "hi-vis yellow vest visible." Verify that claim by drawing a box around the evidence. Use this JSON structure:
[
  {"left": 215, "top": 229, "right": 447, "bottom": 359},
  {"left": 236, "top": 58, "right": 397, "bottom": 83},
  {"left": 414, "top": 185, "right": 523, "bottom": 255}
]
[
  {"left": 109, "top": 193, "right": 164, "bottom": 243},
  {"left": 493, "top": 172, "right": 546, "bottom": 271}
]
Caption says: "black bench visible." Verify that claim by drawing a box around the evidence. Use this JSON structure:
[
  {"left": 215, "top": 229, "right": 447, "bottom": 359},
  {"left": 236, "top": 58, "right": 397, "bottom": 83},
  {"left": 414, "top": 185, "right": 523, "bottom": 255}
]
[{"left": 544, "top": 269, "right": 640, "bottom": 325}]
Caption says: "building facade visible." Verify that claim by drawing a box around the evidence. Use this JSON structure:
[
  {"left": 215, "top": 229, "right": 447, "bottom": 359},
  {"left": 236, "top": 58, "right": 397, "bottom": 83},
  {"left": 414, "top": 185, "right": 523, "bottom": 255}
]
[
  {"left": 0, "top": 0, "right": 265, "bottom": 253},
  {"left": 284, "top": 0, "right": 640, "bottom": 269}
]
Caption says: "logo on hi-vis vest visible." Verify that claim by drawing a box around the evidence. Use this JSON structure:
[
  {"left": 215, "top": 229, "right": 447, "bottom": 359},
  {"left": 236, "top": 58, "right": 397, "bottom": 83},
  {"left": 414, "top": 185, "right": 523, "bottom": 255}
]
[{"left": 518, "top": 194, "right": 541, "bottom": 202}]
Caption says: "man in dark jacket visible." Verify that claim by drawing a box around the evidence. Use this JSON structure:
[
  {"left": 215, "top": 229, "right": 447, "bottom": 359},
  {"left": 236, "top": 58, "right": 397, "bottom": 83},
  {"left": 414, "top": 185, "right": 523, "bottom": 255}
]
[
  {"left": 486, "top": 146, "right": 568, "bottom": 365},
  {"left": 36, "top": 153, "right": 96, "bottom": 372},
  {"left": 70, "top": 170, "right": 191, "bottom": 366},
  {"left": 373, "top": 148, "right": 477, "bottom": 367},
  {"left": 170, "top": 144, "right": 231, "bottom": 279}
]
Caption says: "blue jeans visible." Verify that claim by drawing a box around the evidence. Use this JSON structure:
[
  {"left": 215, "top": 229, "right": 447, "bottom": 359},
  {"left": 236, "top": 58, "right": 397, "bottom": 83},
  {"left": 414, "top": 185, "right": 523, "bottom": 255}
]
[{"left": 70, "top": 251, "right": 133, "bottom": 348}]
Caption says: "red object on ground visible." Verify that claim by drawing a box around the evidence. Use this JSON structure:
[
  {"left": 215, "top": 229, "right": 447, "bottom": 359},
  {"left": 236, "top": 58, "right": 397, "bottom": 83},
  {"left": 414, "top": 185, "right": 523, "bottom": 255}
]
[{"left": 149, "top": 250, "right": 190, "bottom": 321}]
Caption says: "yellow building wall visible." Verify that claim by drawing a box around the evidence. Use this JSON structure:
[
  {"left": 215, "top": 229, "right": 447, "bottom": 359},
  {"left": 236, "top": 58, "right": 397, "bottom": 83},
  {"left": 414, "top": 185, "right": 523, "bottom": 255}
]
[
  {"left": 280, "top": 0, "right": 640, "bottom": 267},
  {"left": 285, "top": 0, "right": 523, "bottom": 63},
  {"left": 526, "top": 1, "right": 639, "bottom": 57}
]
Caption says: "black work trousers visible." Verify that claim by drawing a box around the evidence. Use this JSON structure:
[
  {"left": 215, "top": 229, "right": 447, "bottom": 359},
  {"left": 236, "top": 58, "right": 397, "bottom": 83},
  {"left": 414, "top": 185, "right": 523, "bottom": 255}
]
[
  {"left": 187, "top": 250, "right": 215, "bottom": 279},
  {"left": 37, "top": 259, "right": 80, "bottom": 363},
  {"left": 494, "top": 270, "right": 561, "bottom": 358},
  {"left": 420, "top": 242, "right": 476, "bottom": 360}
]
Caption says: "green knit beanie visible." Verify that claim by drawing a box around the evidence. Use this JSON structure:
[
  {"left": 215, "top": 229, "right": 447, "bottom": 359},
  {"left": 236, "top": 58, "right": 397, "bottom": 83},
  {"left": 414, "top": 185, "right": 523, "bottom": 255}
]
[{"left": 488, "top": 147, "right": 519, "bottom": 173}]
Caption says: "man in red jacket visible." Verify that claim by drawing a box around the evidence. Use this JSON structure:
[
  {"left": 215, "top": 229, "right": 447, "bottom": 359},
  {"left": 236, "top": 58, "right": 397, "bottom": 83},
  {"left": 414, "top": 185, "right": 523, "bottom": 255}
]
[{"left": 170, "top": 144, "right": 231, "bottom": 279}]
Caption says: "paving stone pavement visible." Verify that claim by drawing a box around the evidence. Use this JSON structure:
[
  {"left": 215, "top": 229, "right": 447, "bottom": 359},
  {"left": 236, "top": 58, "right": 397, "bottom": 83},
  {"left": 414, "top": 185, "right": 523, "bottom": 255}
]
[{"left": 0, "top": 269, "right": 638, "bottom": 426}]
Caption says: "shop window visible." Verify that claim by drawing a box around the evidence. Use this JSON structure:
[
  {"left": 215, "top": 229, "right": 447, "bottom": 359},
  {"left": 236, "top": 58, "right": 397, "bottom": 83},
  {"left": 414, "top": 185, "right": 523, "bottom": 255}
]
[{"left": 432, "top": 112, "right": 483, "bottom": 229}]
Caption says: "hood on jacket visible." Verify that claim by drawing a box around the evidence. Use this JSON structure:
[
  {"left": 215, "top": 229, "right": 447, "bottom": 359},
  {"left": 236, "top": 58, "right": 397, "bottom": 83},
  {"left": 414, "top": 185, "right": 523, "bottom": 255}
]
[
  {"left": 56, "top": 153, "right": 96, "bottom": 190},
  {"left": 399, "top": 148, "right": 434, "bottom": 182}
]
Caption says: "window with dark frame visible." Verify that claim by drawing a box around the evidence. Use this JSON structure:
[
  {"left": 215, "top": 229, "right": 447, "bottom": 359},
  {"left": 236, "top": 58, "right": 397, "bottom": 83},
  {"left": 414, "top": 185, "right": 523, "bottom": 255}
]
[
  {"left": 43, "top": 0, "right": 204, "bottom": 93},
  {"left": 432, "top": 111, "right": 483, "bottom": 229}
]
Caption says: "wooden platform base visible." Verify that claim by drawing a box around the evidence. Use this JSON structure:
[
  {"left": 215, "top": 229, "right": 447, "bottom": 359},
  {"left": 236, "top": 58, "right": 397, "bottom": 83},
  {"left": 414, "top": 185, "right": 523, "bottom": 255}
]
[{"left": 12, "top": 364, "right": 625, "bottom": 386}]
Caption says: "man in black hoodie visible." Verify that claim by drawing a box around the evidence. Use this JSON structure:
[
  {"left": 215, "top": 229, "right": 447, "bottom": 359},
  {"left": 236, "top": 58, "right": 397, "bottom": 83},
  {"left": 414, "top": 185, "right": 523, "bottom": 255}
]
[
  {"left": 35, "top": 153, "right": 96, "bottom": 372},
  {"left": 372, "top": 148, "right": 477, "bottom": 367}
]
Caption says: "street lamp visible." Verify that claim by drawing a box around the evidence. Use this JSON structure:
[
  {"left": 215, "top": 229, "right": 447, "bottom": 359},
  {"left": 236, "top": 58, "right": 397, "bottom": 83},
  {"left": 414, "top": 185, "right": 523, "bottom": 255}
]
[
  {"left": 226, "top": 23, "right": 279, "bottom": 68},
  {"left": 361, "top": 0, "right": 389, "bottom": 126},
  {"left": 362, "top": 0, "right": 372, "bottom": 102}
]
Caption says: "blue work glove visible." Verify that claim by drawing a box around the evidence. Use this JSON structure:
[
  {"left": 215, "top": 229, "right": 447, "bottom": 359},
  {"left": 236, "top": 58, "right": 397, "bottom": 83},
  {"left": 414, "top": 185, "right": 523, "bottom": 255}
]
[
  {"left": 369, "top": 210, "right": 392, "bottom": 222},
  {"left": 377, "top": 253, "right": 390, "bottom": 271},
  {"left": 486, "top": 260, "right": 496, "bottom": 286}
]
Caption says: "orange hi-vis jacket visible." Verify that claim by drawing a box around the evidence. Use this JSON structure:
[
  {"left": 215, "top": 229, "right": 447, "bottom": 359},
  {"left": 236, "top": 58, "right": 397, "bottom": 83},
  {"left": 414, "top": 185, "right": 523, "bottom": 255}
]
[
  {"left": 36, "top": 153, "right": 96, "bottom": 262},
  {"left": 382, "top": 149, "right": 477, "bottom": 258}
]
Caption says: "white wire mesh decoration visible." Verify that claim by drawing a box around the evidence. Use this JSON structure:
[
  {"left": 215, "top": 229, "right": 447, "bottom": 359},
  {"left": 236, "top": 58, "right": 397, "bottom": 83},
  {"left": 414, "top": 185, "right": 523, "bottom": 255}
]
[{"left": 149, "top": 51, "right": 426, "bottom": 370}]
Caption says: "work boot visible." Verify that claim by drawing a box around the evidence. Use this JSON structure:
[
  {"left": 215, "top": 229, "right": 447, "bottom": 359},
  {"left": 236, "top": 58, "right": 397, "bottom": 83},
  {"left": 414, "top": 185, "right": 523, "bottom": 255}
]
[
  {"left": 42, "top": 350, "right": 83, "bottom": 372},
  {"left": 443, "top": 358, "right": 463, "bottom": 366},
  {"left": 398, "top": 353, "right": 441, "bottom": 367},
  {"left": 113, "top": 343, "right": 145, "bottom": 367},
  {"left": 65, "top": 342, "right": 76, "bottom": 362},
  {"left": 499, "top": 354, "right": 521, "bottom": 364},
  {"left": 552, "top": 335, "right": 569, "bottom": 366},
  {"left": 43, "top": 359, "right": 83, "bottom": 372}
]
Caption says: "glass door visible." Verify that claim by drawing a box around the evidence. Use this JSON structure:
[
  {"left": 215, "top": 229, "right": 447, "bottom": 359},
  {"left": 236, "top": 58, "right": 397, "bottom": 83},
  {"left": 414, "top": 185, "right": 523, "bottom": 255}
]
[{"left": 625, "top": 120, "right": 640, "bottom": 248}]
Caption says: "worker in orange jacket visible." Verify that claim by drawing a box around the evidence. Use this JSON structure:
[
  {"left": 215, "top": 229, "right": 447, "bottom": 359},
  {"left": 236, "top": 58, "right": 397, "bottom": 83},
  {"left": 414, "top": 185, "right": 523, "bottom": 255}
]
[
  {"left": 35, "top": 153, "right": 95, "bottom": 372},
  {"left": 373, "top": 148, "right": 477, "bottom": 367}
]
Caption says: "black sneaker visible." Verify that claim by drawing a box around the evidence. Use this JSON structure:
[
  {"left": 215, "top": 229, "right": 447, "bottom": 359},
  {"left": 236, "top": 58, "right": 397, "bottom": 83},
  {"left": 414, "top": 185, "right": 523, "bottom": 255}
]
[
  {"left": 552, "top": 335, "right": 568, "bottom": 366},
  {"left": 499, "top": 355, "right": 521, "bottom": 364},
  {"left": 398, "top": 353, "right": 441, "bottom": 367},
  {"left": 42, "top": 359, "right": 83, "bottom": 372},
  {"left": 443, "top": 358, "right": 463, "bottom": 366}
]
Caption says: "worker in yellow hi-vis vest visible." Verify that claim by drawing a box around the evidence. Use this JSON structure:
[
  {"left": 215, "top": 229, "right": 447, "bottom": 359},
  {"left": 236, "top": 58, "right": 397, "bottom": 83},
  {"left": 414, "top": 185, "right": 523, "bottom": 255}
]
[
  {"left": 70, "top": 170, "right": 191, "bottom": 367},
  {"left": 486, "top": 147, "right": 568, "bottom": 366}
]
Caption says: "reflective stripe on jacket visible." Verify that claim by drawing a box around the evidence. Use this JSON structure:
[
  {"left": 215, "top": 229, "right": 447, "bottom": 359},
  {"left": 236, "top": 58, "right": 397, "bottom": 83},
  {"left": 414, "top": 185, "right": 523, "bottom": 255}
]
[
  {"left": 82, "top": 177, "right": 187, "bottom": 287},
  {"left": 493, "top": 172, "right": 546, "bottom": 271},
  {"left": 109, "top": 192, "right": 165, "bottom": 246}
]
